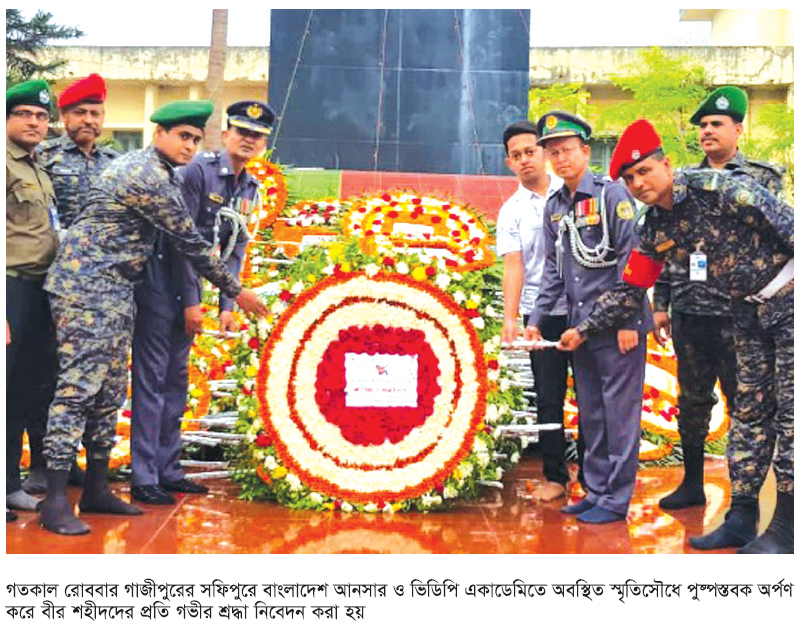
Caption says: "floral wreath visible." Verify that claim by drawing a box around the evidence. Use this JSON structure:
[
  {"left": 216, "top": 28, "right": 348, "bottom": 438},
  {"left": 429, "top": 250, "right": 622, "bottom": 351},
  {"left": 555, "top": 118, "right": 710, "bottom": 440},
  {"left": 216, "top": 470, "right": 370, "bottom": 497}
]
[{"left": 245, "top": 156, "right": 288, "bottom": 232}]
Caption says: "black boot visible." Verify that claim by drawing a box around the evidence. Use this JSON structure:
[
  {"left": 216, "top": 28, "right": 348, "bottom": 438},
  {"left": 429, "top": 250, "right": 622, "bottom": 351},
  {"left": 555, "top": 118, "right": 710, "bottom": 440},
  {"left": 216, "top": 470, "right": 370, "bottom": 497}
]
[
  {"left": 68, "top": 460, "right": 86, "bottom": 487},
  {"left": 22, "top": 465, "right": 48, "bottom": 495},
  {"left": 659, "top": 442, "right": 706, "bottom": 510},
  {"left": 79, "top": 456, "right": 143, "bottom": 516},
  {"left": 689, "top": 495, "right": 758, "bottom": 550},
  {"left": 738, "top": 491, "right": 794, "bottom": 554},
  {"left": 39, "top": 469, "right": 90, "bottom": 535}
]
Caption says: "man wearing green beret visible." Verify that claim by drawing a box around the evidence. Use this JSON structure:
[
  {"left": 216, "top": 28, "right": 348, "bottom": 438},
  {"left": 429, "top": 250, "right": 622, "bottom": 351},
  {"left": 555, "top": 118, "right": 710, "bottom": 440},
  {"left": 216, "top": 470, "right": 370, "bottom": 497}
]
[
  {"left": 650, "top": 86, "right": 786, "bottom": 513},
  {"left": 6, "top": 80, "right": 59, "bottom": 524},
  {"left": 38, "top": 99, "right": 268, "bottom": 535}
]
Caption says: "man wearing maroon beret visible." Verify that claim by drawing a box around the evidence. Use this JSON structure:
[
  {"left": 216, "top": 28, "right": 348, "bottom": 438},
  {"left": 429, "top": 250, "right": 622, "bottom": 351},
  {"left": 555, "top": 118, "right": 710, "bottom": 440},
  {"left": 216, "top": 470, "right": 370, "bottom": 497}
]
[
  {"left": 38, "top": 73, "right": 119, "bottom": 230},
  {"left": 574, "top": 119, "right": 794, "bottom": 553},
  {"left": 25, "top": 74, "right": 119, "bottom": 494}
]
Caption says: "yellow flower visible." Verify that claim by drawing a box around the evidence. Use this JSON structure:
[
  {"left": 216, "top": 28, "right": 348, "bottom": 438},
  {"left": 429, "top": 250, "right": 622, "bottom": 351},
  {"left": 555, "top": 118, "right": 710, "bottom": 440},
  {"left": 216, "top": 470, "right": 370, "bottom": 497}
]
[
  {"left": 465, "top": 300, "right": 479, "bottom": 309},
  {"left": 189, "top": 387, "right": 203, "bottom": 398},
  {"left": 411, "top": 266, "right": 427, "bottom": 282},
  {"left": 329, "top": 243, "right": 345, "bottom": 262},
  {"left": 273, "top": 466, "right": 288, "bottom": 479},
  {"left": 307, "top": 274, "right": 317, "bottom": 283},
  {"left": 392, "top": 501, "right": 405, "bottom": 512},
  {"left": 453, "top": 467, "right": 463, "bottom": 480},
  {"left": 340, "top": 262, "right": 352, "bottom": 272},
  {"left": 246, "top": 365, "right": 258, "bottom": 378}
]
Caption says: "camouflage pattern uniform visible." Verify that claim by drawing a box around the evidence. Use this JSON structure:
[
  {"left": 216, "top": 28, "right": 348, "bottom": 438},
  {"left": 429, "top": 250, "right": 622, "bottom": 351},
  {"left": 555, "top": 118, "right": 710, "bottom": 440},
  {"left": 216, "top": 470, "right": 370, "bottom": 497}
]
[
  {"left": 43, "top": 146, "right": 243, "bottom": 471},
  {"left": 651, "top": 152, "right": 784, "bottom": 448},
  {"left": 578, "top": 169, "right": 794, "bottom": 498},
  {"left": 37, "top": 134, "right": 119, "bottom": 229}
]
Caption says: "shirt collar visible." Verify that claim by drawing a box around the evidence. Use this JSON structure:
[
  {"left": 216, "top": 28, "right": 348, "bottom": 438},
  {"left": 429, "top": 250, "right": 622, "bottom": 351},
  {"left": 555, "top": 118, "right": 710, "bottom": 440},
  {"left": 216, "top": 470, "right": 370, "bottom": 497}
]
[
  {"left": 700, "top": 149, "right": 744, "bottom": 171},
  {"left": 517, "top": 174, "right": 564, "bottom": 201},
  {"left": 7, "top": 138, "right": 33, "bottom": 160},
  {"left": 556, "top": 168, "right": 594, "bottom": 202}
]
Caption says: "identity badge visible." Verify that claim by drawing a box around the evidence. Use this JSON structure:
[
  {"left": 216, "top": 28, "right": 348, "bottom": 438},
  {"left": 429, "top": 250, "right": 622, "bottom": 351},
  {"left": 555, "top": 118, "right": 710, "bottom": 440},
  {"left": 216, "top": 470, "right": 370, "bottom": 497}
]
[{"left": 690, "top": 251, "right": 707, "bottom": 282}]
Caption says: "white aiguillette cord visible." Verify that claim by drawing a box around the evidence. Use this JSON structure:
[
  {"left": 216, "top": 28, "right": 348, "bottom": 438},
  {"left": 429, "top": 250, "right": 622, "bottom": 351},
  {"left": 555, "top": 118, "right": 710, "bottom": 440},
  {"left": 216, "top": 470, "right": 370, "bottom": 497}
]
[{"left": 502, "top": 339, "right": 560, "bottom": 351}]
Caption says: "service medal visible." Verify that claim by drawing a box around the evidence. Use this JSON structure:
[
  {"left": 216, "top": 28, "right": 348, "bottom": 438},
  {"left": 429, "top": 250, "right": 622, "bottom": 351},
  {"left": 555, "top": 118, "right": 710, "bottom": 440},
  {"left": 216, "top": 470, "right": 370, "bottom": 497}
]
[{"left": 616, "top": 200, "right": 635, "bottom": 220}]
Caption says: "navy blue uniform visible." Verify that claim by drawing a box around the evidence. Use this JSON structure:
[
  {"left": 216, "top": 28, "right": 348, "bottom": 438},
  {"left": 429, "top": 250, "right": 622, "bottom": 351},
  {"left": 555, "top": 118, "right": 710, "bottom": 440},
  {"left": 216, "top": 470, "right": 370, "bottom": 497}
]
[
  {"left": 131, "top": 150, "right": 258, "bottom": 487},
  {"left": 531, "top": 170, "right": 651, "bottom": 516}
]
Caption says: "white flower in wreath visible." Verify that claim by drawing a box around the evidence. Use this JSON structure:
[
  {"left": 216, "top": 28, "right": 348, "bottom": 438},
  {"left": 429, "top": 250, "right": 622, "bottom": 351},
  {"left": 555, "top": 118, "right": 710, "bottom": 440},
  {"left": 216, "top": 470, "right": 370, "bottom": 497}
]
[
  {"left": 500, "top": 378, "right": 511, "bottom": 392},
  {"left": 495, "top": 467, "right": 504, "bottom": 480},
  {"left": 498, "top": 353, "right": 509, "bottom": 367},
  {"left": 364, "top": 263, "right": 380, "bottom": 278},
  {"left": 472, "top": 318, "right": 485, "bottom": 330},
  {"left": 435, "top": 273, "right": 451, "bottom": 290},
  {"left": 382, "top": 502, "right": 395, "bottom": 514},
  {"left": 510, "top": 451, "right": 520, "bottom": 464},
  {"left": 309, "top": 492, "right": 324, "bottom": 504},
  {"left": 264, "top": 455, "right": 278, "bottom": 471},
  {"left": 322, "top": 264, "right": 335, "bottom": 275},
  {"left": 470, "top": 293, "right": 481, "bottom": 303},
  {"left": 473, "top": 438, "right": 487, "bottom": 453},
  {"left": 395, "top": 261, "right": 409, "bottom": 275},
  {"left": 443, "top": 485, "right": 458, "bottom": 499},
  {"left": 476, "top": 451, "right": 490, "bottom": 468},
  {"left": 487, "top": 368, "right": 499, "bottom": 381},
  {"left": 257, "top": 317, "right": 270, "bottom": 339},
  {"left": 271, "top": 300, "right": 287, "bottom": 315},
  {"left": 458, "top": 461, "right": 474, "bottom": 477},
  {"left": 420, "top": 493, "right": 442, "bottom": 508},
  {"left": 341, "top": 501, "right": 353, "bottom": 513},
  {"left": 485, "top": 305, "right": 496, "bottom": 318},
  {"left": 452, "top": 290, "right": 466, "bottom": 304},
  {"left": 249, "top": 353, "right": 260, "bottom": 368},
  {"left": 485, "top": 404, "right": 499, "bottom": 424},
  {"left": 364, "top": 502, "right": 378, "bottom": 513},
  {"left": 286, "top": 472, "right": 302, "bottom": 492},
  {"left": 290, "top": 280, "right": 305, "bottom": 295}
]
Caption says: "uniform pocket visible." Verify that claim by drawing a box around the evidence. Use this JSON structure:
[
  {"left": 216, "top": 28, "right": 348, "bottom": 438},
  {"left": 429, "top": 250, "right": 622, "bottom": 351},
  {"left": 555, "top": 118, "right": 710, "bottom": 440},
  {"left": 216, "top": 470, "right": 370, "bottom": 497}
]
[{"left": 7, "top": 186, "right": 43, "bottom": 224}]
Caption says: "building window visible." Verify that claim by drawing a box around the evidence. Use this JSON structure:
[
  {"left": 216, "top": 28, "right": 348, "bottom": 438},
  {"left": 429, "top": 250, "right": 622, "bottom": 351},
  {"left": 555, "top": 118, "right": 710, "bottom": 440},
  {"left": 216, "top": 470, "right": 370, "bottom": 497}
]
[
  {"left": 590, "top": 138, "right": 616, "bottom": 175},
  {"left": 112, "top": 130, "right": 143, "bottom": 153}
]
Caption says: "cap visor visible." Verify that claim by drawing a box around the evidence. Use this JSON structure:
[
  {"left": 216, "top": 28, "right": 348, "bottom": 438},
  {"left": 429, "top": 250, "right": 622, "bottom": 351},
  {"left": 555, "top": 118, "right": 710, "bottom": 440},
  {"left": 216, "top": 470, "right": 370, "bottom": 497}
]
[
  {"left": 539, "top": 130, "right": 583, "bottom": 144},
  {"left": 230, "top": 118, "right": 272, "bottom": 135}
]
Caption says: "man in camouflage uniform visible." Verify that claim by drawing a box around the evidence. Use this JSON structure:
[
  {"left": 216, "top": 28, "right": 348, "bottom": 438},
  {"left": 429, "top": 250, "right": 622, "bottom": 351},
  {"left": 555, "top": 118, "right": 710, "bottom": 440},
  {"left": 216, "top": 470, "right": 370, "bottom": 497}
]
[
  {"left": 575, "top": 119, "right": 793, "bottom": 553},
  {"left": 23, "top": 74, "right": 118, "bottom": 494},
  {"left": 6, "top": 80, "right": 59, "bottom": 522},
  {"left": 651, "top": 86, "right": 785, "bottom": 511},
  {"left": 39, "top": 100, "right": 268, "bottom": 535}
]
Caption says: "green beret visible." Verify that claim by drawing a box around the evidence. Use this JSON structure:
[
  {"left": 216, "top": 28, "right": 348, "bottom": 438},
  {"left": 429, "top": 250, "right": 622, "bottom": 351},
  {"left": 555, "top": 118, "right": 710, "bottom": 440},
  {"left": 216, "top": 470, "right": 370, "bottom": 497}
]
[
  {"left": 536, "top": 110, "right": 592, "bottom": 145},
  {"left": 150, "top": 99, "right": 214, "bottom": 130},
  {"left": 6, "top": 79, "right": 53, "bottom": 113},
  {"left": 690, "top": 86, "right": 748, "bottom": 125}
]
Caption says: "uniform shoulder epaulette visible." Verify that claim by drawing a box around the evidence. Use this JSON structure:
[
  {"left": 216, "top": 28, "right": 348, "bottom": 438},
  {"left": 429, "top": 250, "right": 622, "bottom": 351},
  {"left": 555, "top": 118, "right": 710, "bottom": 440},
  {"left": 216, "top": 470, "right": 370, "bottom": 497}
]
[
  {"left": 98, "top": 143, "right": 121, "bottom": 158},
  {"left": 201, "top": 150, "right": 220, "bottom": 161},
  {"left": 741, "top": 158, "right": 786, "bottom": 178},
  {"left": 683, "top": 168, "right": 722, "bottom": 191}
]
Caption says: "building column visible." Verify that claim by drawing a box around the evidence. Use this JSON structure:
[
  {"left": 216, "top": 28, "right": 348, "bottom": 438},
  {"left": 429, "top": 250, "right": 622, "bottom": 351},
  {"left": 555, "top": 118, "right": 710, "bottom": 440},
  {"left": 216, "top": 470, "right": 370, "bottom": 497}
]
[
  {"left": 189, "top": 85, "right": 201, "bottom": 100},
  {"left": 143, "top": 85, "right": 157, "bottom": 147}
]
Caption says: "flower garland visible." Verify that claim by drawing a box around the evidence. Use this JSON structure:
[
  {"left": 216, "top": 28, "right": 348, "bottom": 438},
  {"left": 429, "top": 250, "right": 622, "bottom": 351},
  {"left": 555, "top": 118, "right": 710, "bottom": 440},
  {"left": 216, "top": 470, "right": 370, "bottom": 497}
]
[
  {"left": 229, "top": 236, "right": 526, "bottom": 512},
  {"left": 341, "top": 192, "right": 495, "bottom": 273},
  {"left": 244, "top": 156, "right": 288, "bottom": 231}
]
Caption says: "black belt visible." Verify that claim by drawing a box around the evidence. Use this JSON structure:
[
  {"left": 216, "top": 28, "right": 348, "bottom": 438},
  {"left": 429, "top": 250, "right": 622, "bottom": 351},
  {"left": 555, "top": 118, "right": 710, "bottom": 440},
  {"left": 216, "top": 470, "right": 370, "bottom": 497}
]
[{"left": 6, "top": 269, "right": 46, "bottom": 283}]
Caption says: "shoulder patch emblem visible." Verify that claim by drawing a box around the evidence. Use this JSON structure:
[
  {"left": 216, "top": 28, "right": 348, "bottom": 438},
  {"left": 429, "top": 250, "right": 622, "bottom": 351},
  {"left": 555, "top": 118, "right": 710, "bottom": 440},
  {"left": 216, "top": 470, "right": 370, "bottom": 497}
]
[
  {"left": 735, "top": 188, "right": 755, "bottom": 206},
  {"left": 616, "top": 200, "right": 635, "bottom": 220}
]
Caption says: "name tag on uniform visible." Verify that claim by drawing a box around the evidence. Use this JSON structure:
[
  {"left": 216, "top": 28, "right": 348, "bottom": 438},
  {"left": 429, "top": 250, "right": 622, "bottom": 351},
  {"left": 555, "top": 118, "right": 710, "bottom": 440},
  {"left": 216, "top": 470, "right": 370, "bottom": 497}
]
[
  {"left": 550, "top": 213, "right": 563, "bottom": 223},
  {"left": 655, "top": 239, "right": 675, "bottom": 253},
  {"left": 208, "top": 192, "right": 225, "bottom": 204},
  {"left": 575, "top": 214, "right": 600, "bottom": 228},
  {"left": 690, "top": 251, "right": 707, "bottom": 282}
]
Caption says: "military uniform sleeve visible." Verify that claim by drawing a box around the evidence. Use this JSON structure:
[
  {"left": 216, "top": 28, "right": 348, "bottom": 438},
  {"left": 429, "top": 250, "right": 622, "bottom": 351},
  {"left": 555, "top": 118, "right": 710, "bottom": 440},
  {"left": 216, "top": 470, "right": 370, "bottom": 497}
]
[
  {"left": 176, "top": 161, "right": 205, "bottom": 308},
  {"left": 652, "top": 265, "right": 671, "bottom": 312},
  {"left": 723, "top": 178, "right": 794, "bottom": 251},
  {"left": 124, "top": 161, "right": 242, "bottom": 300},
  {"left": 575, "top": 201, "right": 663, "bottom": 337},
  {"left": 529, "top": 197, "right": 564, "bottom": 328}
]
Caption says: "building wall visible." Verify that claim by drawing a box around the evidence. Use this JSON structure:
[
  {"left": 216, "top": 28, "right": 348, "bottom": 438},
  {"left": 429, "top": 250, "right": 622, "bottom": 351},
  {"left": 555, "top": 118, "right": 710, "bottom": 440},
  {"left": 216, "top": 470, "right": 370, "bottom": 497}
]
[
  {"left": 681, "top": 9, "right": 794, "bottom": 46},
  {"left": 43, "top": 45, "right": 792, "bottom": 156}
]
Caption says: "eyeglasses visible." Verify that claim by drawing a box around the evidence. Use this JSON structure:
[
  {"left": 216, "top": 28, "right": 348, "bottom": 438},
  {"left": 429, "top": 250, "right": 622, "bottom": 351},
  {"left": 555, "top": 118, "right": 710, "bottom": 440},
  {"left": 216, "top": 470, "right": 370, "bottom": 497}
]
[
  {"left": 10, "top": 109, "right": 50, "bottom": 122},
  {"left": 545, "top": 145, "right": 581, "bottom": 159}
]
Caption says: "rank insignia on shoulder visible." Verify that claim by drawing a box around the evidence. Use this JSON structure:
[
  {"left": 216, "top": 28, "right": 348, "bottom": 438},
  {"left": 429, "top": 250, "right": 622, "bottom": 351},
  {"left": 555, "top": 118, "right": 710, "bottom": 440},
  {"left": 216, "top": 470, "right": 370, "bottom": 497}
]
[
  {"left": 655, "top": 239, "right": 676, "bottom": 253},
  {"left": 208, "top": 193, "right": 225, "bottom": 203},
  {"left": 616, "top": 200, "right": 635, "bottom": 220},
  {"left": 735, "top": 188, "right": 755, "bottom": 206},
  {"left": 550, "top": 213, "right": 563, "bottom": 222}
]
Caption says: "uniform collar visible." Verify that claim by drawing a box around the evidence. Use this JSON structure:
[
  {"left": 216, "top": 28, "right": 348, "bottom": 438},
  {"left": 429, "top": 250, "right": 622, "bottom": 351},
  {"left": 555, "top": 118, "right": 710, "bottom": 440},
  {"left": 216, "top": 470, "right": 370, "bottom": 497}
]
[
  {"left": 558, "top": 168, "right": 596, "bottom": 202},
  {"left": 7, "top": 138, "right": 34, "bottom": 160},
  {"left": 699, "top": 149, "right": 744, "bottom": 171},
  {"left": 56, "top": 133, "right": 108, "bottom": 156},
  {"left": 218, "top": 150, "right": 235, "bottom": 177}
]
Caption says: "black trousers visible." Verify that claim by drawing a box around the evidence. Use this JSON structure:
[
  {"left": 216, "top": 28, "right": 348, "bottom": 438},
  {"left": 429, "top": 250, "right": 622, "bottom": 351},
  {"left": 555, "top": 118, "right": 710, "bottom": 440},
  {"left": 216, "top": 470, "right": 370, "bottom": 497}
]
[
  {"left": 6, "top": 275, "right": 58, "bottom": 492},
  {"left": 524, "top": 314, "right": 570, "bottom": 485}
]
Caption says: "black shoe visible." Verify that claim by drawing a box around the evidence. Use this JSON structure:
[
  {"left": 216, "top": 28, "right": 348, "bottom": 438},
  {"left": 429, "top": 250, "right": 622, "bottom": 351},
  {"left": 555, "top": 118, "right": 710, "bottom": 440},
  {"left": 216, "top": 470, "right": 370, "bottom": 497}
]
[
  {"left": 659, "top": 442, "right": 706, "bottom": 510},
  {"left": 561, "top": 498, "right": 595, "bottom": 515},
  {"left": 68, "top": 461, "right": 86, "bottom": 487},
  {"left": 131, "top": 484, "right": 176, "bottom": 505},
  {"left": 7, "top": 508, "right": 18, "bottom": 523},
  {"left": 39, "top": 469, "right": 91, "bottom": 535},
  {"left": 690, "top": 495, "right": 758, "bottom": 550},
  {"left": 160, "top": 478, "right": 209, "bottom": 494},
  {"left": 738, "top": 492, "right": 794, "bottom": 554}
]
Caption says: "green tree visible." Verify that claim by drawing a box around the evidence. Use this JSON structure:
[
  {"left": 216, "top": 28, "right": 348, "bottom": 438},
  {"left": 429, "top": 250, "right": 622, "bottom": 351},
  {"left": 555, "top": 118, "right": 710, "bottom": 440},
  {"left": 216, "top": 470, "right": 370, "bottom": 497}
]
[
  {"left": 596, "top": 47, "right": 709, "bottom": 167},
  {"left": 528, "top": 82, "right": 595, "bottom": 123},
  {"left": 6, "top": 9, "right": 84, "bottom": 87},
  {"left": 741, "top": 104, "right": 794, "bottom": 202}
]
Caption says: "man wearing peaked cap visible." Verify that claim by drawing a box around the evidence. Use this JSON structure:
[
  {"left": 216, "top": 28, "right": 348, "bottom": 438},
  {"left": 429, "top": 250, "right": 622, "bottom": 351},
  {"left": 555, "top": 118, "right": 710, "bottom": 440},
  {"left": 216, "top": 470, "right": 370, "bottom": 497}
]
[
  {"left": 646, "top": 87, "right": 785, "bottom": 515},
  {"left": 26, "top": 75, "right": 119, "bottom": 495},
  {"left": 581, "top": 119, "right": 794, "bottom": 553},
  {"left": 38, "top": 99, "right": 268, "bottom": 535},
  {"left": 525, "top": 109, "right": 651, "bottom": 525},
  {"left": 130, "top": 99, "right": 272, "bottom": 505},
  {"left": 6, "top": 79, "right": 58, "bottom": 522}
]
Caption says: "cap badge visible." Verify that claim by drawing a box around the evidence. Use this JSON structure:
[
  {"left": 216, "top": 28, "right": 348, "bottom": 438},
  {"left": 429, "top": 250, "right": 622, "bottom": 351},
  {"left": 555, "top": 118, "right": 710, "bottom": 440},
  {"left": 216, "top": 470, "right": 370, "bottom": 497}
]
[
  {"left": 247, "top": 104, "right": 263, "bottom": 119},
  {"left": 545, "top": 115, "right": 558, "bottom": 130},
  {"left": 715, "top": 96, "right": 730, "bottom": 111},
  {"left": 39, "top": 90, "right": 50, "bottom": 105},
  {"left": 631, "top": 150, "right": 640, "bottom": 160}
]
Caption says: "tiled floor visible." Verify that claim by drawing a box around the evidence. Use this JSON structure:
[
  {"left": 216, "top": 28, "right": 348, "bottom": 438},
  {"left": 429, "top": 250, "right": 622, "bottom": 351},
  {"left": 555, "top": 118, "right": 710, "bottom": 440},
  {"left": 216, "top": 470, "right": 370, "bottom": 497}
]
[{"left": 6, "top": 456, "right": 773, "bottom": 554}]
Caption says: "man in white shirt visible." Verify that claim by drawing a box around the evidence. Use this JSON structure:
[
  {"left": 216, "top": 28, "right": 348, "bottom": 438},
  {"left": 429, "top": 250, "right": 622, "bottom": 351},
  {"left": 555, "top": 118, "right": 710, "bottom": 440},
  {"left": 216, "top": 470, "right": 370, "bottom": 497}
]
[{"left": 497, "top": 120, "right": 571, "bottom": 501}]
